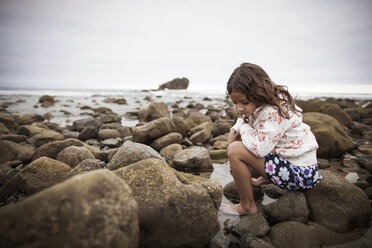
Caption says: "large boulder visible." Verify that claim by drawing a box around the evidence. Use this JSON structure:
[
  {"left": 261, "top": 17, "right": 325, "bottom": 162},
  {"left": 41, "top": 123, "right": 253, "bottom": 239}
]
[
  {"left": 39, "top": 94, "right": 55, "bottom": 107},
  {"left": 158, "top": 77, "right": 189, "bottom": 90},
  {"left": 268, "top": 221, "right": 320, "bottom": 248},
  {"left": 132, "top": 117, "right": 176, "bottom": 144},
  {"left": 138, "top": 102, "right": 171, "bottom": 122},
  {"left": 172, "top": 116, "right": 190, "bottom": 137},
  {"left": 0, "top": 140, "right": 34, "bottom": 163},
  {"left": 0, "top": 169, "right": 139, "bottom": 248},
  {"left": 107, "top": 141, "right": 163, "bottom": 170},
  {"left": 263, "top": 191, "right": 309, "bottom": 224},
  {"left": 189, "top": 122, "right": 212, "bottom": 144},
  {"left": 320, "top": 103, "right": 353, "bottom": 127},
  {"left": 114, "top": 158, "right": 221, "bottom": 248},
  {"left": 0, "top": 157, "right": 71, "bottom": 199},
  {"left": 185, "top": 114, "right": 212, "bottom": 129},
  {"left": 172, "top": 147, "right": 213, "bottom": 172},
  {"left": 303, "top": 112, "right": 355, "bottom": 158},
  {"left": 0, "top": 113, "right": 18, "bottom": 131},
  {"left": 56, "top": 146, "right": 95, "bottom": 168},
  {"left": 305, "top": 170, "right": 371, "bottom": 232},
  {"left": 16, "top": 114, "right": 45, "bottom": 125}
]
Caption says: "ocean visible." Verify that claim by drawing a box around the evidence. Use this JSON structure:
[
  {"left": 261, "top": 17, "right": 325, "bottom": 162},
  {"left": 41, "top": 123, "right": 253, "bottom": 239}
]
[{"left": 0, "top": 88, "right": 371, "bottom": 128}]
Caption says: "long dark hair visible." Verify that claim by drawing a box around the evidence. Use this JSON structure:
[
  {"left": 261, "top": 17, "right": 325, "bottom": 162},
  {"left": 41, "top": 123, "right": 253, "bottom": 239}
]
[{"left": 226, "top": 63, "right": 299, "bottom": 119}]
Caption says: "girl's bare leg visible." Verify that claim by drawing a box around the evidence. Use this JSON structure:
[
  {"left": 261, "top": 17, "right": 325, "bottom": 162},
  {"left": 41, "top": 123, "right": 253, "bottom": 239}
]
[{"left": 227, "top": 141, "right": 269, "bottom": 214}]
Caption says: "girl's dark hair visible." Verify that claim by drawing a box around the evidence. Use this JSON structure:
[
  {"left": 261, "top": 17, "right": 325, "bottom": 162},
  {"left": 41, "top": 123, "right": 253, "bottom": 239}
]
[{"left": 226, "top": 62, "right": 300, "bottom": 119}]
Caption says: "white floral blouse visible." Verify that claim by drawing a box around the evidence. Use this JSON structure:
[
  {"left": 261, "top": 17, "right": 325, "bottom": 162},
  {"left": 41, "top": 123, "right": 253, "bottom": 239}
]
[{"left": 231, "top": 105, "right": 318, "bottom": 167}]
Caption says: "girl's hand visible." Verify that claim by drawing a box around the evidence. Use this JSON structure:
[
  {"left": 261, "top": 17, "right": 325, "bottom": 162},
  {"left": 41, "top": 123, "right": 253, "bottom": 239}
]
[
  {"left": 233, "top": 132, "right": 241, "bottom": 142},
  {"left": 226, "top": 129, "right": 241, "bottom": 149}
]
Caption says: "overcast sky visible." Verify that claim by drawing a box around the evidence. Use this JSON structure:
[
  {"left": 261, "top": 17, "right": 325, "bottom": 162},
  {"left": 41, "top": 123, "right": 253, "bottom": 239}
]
[{"left": 0, "top": 0, "right": 371, "bottom": 93}]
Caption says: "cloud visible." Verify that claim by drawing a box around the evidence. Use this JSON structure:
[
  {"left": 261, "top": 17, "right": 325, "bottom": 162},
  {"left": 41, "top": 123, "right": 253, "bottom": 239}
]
[{"left": 0, "top": 0, "right": 371, "bottom": 93}]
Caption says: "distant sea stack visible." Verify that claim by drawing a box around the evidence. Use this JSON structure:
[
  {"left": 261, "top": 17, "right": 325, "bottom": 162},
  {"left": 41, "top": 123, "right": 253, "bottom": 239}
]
[{"left": 158, "top": 78, "right": 189, "bottom": 90}]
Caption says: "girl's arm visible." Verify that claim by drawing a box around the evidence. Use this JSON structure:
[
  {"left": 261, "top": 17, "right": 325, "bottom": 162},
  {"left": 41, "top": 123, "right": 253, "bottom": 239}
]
[
  {"left": 227, "top": 118, "right": 244, "bottom": 149},
  {"left": 238, "top": 109, "right": 289, "bottom": 157}
]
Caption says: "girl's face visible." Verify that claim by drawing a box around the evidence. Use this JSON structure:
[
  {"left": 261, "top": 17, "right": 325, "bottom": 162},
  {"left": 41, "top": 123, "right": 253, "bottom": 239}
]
[{"left": 230, "top": 91, "right": 258, "bottom": 117}]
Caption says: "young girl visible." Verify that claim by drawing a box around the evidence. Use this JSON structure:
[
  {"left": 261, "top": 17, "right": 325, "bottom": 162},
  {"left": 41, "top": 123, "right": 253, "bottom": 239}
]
[{"left": 223, "top": 63, "right": 322, "bottom": 215}]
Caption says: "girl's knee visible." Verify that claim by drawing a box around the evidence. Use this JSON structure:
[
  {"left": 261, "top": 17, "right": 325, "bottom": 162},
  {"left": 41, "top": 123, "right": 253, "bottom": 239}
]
[{"left": 227, "top": 141, "right": 245, "bottom": 158}]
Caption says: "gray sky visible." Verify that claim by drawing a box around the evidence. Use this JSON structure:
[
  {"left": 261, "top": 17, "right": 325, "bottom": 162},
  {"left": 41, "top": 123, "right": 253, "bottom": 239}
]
[{"left": 0, "top": 0, "right": 372, "bottom": 93}]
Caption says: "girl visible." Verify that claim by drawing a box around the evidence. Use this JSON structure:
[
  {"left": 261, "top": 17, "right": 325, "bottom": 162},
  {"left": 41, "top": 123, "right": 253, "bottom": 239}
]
[{"left": 223, "top": 63, "right": 322, "bottom": 215}]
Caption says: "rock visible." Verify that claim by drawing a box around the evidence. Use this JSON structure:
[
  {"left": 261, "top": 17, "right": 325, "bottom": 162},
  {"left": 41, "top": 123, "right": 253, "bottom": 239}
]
[
  {"left": 209, "top": 149, "right": 228, "bottom": 163},
  {"left": 107, "top": 141, "right": 163, "bottom": 170},
  {"left": 261, "top": 184, "right": 287, "bottom": 199},
  {"left": 150, "top": 132, "right": 182, "bottom": 151},
  {"left": 173, "top": 147, "right": 213, "bottom": 172},
  {"left": 0, "top": 133, "right": 28, "bottom": 143},
  {"left": 0, "top": 140, "right": 34, "bottom": 163},
  {"left": 295, "top": 99, "right": 323, "bottom": 113},
  {"left": 159, "top": 143, "right": 183, "bottom": 162},
  {"left": 212, "top": 140, "right": 228, "bottom": 150},
  {"left": 0, "top": 169, "right": 139, "bottom": 248},
  {"left": 308, "top": 222, "right": 365, "bottom": 246},
  {"left": 98, "top": 128, "right": 121, "bottom": 140},
  {"left": 39, "top": 94, "right": 55, "bottom": 106},
  {"left": 212, "top": 120, "right": 231, "bottom": 137},
  {"left": 72, "top": 117, "right": 100, "bottom": 132},
  {"left": 65, "top": 159, "right": 102, "bottom": 179},
  {"left": 223, "top": 181, "right": 263, "bottom": 203},
  {"left": 16, "top": 114, "right": 45, "bottom": 125},
  {"left": 172, "top": 116, "right": 190, "bottom": 137},
  {"left": 158, "top": 77, "right": 189, "bottom": 90},
  {"left": 185, "top": 114, "right": 212, "bottom": 129},
  {"left": 303, "top": 112, "right": 355, "bottom": 158},
  {"left": 17, "top": 124, "right": 47, "bottom": 136},
  {"left": 320, "top": 103, "right": 353, "bottom": 127},
  {"left": 189, "top": 122, "right": 212, "bottom": 144},
  {"left": 132, "top": 117, "right": 176, "bottom": 144},
  {"left": 268, "top": 221, "right": 320, "bottom": 248},
  {"left": 117, "top": 126, "right": 132, "bottom": 138},
  {"left": 305, "top": 170, "right": 371, "bottom": 232},
  {"left": 101, "top": 138, "right": 121, "bottom": 148},
  {"left": 358, "top": 143, "right": 372, "bottom": 155},
  {"left": 78, "top": 126, "right": 97, "bottom": 140},
  {"left": 0, "top": 122, "right": 10, "bottom": 133},
  {"left": 240, "top": 233, "right": 275, "bottom": 248},
  {"left": 0, "top": 157, "right": 71, "bottom": 199},
  {"left": 114, "top": 158, "right": 221, "bottom": 248},
  {"left": 141, "top": 102, "right": 171, "bottom": 122},
  {"left": 103, "top": 97, "right": 128, "bottom": 105},
  {"left": 234, "top": 214, "right": 270, "bottom": 237},
  {"left": 32, "top": 138, "right": 86, "bottom": 160},
  {"left": 56, "top": 146, "right": 95, "bottom": 168},
  {"left": 264, "top": 191, "right": 309, "bottom": 223},
  {"left": 61, "top": 130, "right": 79, "bottom": 139},
  {"left": 0, "top": 113, "right": 18, "bottom": 131},
  {"left": 27, "top": 130, "right": 65, "bottom": 147}
]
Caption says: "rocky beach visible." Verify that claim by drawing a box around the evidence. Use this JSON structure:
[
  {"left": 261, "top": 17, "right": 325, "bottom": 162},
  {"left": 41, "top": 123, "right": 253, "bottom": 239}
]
[{"left": 0, "top": 82, "right": 371, "bottom": 248}]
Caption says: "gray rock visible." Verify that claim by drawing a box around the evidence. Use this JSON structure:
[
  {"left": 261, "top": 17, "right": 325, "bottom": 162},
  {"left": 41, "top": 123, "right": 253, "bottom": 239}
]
[
  {"left": 240, "top": 233, "right": 275, "bottom": 248},
  {"left": 32, "top": 138, "right": 86, "bottom": 160},
  {"left": 223, "top": 181, "right": 263, "bottom": 203},
  {"left": 173, "top": 147, "right": 213, "bottom": 172},
  {"left": 101, "top": 138, "right": 121, "bottom": 148},
  {"left": 172, "top": 116, "right": 190, "bottom": 137},
  {"left": 305, "top": 170, "right": 371, "bottom": 232},
  {"left": 72, "top": 117, "right": 100, "bottom": 132},
  {"left": 56, "top": 146, "right": 95, "bottom": 168},
  {"left": 158, "top": 77, "right": 189, "bottom": 90},
  {"left": 0, "top": 169, "right": 139, "bottom": 248},
  {"left": 139, "top": 102, "right": 171, "bottom": 122},
  {"left": 234, "top": 214, "right": 270, "bottom": 237},
  {"left": 264, "top": 191, "right": 309, "bottom": 223},
  {"left": 159, "top": 143, "right": 183, "bottom": 163},
  {"left": 115, "top": 158, "right": 221, "bottom": 248},
  {"left": 107, "top": 141, "right": 163, "bottom": 170},
  {"left": 78, "top": 126, "right": 97, "bottom": 140}
]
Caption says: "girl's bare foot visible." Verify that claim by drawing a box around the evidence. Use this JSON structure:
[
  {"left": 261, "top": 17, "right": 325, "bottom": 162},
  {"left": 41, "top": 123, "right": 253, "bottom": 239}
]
[
  {"left": 252, "top": 176, "right": 270, "bottom": 187},
  {"left": 229, "top": 203, "right": 257, "bottom": 215}
]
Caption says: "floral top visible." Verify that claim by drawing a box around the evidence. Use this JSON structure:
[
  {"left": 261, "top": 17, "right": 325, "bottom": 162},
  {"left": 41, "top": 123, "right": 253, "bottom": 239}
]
[{"left": 231, "top": 105, "right": 318, "bottom": 167}]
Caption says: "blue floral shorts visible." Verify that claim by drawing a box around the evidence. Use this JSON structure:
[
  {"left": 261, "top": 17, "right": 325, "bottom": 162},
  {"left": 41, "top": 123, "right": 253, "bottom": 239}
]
[{"left": 264, "top": 153, "right": 322, "bottom": 190}]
